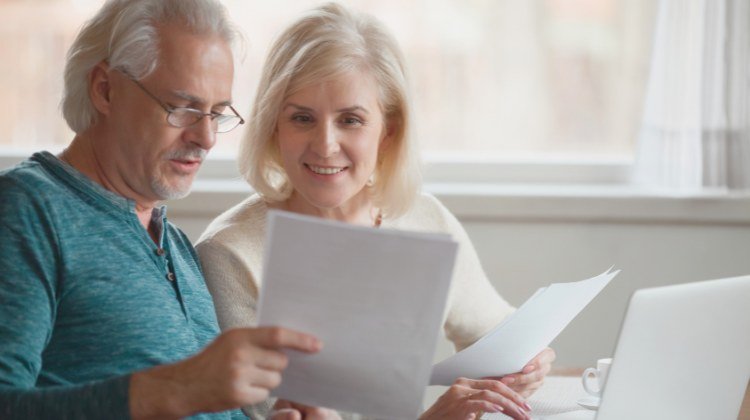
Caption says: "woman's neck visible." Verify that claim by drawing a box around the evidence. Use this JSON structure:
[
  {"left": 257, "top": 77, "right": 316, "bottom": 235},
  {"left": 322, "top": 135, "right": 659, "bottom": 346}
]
[{"left": 277, "top": 191, "right": 380, "bottom": 227}]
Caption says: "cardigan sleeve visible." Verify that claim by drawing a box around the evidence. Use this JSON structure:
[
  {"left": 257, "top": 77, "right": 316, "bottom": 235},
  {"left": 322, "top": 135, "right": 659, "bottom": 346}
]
[
  {"left": 196, "top": 238, "right": 261, "bottom": 331},
  {"left": 426, "top": 195, "right": 516, "bottom": 352}
]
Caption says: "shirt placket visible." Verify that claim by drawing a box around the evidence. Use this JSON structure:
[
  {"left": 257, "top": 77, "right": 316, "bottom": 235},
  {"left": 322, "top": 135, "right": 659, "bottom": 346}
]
[{"left": 149, "top": 208, "right": 189, "bottom": 318}]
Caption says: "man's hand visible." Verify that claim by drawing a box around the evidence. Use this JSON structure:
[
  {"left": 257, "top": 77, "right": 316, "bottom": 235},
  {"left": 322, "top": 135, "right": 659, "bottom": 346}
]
[
  {"left": 129, "top": 326, "right": 321, "bottom": 419},
  {"left": 270, "top": 399, "right": 342, "bottom": 420},
  {"left": 419, "top": 378, "right": 531, "bottom": 420},
  {"left": 495, "top": 347, "right": 556, "bottom": 397}
]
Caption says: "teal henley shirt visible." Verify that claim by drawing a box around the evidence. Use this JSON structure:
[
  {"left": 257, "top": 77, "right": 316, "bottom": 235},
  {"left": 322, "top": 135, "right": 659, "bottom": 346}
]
[{"left": 0, "top": 152, "right": 242, "bottom": 419}]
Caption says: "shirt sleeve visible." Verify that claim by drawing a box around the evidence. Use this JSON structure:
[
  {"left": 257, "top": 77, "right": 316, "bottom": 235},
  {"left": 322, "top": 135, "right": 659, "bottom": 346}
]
[
  {"left": 0, "top": 377, "right": 131, "bottom": 420},
  {"left": 0, "top": 175, "right": 131, "bottom": 419}
]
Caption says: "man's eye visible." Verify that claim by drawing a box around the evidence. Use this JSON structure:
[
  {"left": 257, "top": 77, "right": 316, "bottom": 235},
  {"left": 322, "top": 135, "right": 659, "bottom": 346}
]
[
  {"left": 172, "top": 107, "right": 200, "bottom": 115},
  {"left": 171, "top": 108, "right": 196, "bottom": 117}
]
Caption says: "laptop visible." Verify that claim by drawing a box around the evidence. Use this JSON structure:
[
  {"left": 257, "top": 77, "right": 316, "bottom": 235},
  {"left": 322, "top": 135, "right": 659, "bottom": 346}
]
[{"left": 523, "top": 275, "right": 750, "bottom": 420}]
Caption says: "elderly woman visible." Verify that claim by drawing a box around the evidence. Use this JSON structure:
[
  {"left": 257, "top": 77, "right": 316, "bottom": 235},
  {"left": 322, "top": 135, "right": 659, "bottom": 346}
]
[{"left": 196, "top": 3, "right": 553, "bottom": 419}]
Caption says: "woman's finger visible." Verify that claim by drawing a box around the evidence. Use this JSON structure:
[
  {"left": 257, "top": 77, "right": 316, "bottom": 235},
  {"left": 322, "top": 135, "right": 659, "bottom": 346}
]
[
  {"left": 522, "top": 348, "right": 556, "bottom": 374},
  {"left": 514, "top": 368, "right": 546, "bottom": 386},
  {"left": 455, "top": 379, "right": 531, "bottom": 414}
]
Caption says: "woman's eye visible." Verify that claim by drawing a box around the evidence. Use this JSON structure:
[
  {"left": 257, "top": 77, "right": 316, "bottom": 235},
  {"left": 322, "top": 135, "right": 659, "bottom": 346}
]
[
  {"left": 341, "top": 116, "right": 363, "bottom": 126},
  {"left": 292, "top": 114, "right": 313, "bottom": 123}
]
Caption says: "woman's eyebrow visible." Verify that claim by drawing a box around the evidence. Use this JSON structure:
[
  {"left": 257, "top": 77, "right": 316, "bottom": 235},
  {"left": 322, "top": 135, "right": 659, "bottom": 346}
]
[
  {"left": 336, "top": 105, "right": 369, "bottom": 114},
  {"left": 284, "top": 103, "right": 314, "bottom": 112},
  {"left": 283, "top": 103, "right": 369, "bottom": 113}
]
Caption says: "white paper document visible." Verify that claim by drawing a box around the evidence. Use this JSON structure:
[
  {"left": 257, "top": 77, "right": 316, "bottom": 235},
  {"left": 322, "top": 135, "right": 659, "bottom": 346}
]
[
  {"left": 257, "top": 211, "right": 458, "bottom": 419},
  {"left": 430, "top": 268, "right": 619, "bottom": 386}
]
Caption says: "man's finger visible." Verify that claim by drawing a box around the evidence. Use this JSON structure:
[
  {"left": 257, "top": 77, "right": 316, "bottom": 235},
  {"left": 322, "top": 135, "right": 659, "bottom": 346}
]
[
  {"left": 254, "top": 348, "right": 289, "bottom": 371},
  {"left": 246, "top": 367, "right": 282, "bottom": 389},
  {"left": 270, "top": 408, "right": 302, "bottom": 420},
  {"left": 251, "top": 327, "right": 322, "bottom": 353}
]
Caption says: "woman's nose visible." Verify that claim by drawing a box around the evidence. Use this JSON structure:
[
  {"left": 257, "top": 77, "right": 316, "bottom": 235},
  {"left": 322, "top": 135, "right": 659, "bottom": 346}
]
[{"left": 310, "top": 121, "right": 340, "bottom": 158}]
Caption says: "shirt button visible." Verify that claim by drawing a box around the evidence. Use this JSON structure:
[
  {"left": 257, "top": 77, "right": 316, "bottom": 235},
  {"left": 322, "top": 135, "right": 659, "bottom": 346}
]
[
  {"left": 166, "top": 272, "right": 176, "bottom": 282},
  {"left": 155, "top": 248, "right": 165, "bottom": 256}
]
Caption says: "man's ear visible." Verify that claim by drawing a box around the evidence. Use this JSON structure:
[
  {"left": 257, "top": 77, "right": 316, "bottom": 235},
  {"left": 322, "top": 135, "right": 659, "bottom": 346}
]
[{"left": 89, "top": 61, "right": 113, "bottom": 116}]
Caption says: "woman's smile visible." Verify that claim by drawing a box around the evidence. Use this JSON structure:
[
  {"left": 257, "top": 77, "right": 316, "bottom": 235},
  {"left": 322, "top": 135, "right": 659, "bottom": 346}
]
[{"left": 305, "top": 164, "right": 348, "bottom": 176}]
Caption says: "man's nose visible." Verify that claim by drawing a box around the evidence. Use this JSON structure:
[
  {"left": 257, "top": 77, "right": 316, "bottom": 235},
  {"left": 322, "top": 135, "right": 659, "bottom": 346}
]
[{"left": 184, "top": 115, "right": 217, "bottom": 151}]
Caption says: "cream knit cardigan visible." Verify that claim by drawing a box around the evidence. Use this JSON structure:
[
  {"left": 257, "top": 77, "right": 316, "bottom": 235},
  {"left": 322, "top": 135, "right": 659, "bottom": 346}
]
[{"left": 196, "top": 192, "right": 515, "bottom": 418}]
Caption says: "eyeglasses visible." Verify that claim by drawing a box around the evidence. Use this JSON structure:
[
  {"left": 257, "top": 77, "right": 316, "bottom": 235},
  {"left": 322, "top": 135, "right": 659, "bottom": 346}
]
[{"left": 119, "top": 70, "right": 245, "bottom": 133}]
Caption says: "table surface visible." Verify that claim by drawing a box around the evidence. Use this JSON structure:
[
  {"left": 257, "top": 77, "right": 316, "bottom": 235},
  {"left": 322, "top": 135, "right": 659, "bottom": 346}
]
[{"left": 550, "top": 368, "right": 750, "bottom": 420}]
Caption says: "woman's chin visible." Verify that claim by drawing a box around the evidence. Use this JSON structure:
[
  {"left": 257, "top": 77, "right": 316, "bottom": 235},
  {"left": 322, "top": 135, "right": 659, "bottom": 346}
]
[
  {"left": 292, "top": 192, "right": 358, "bottom": 214},
  {"left": 291, "top": 185, "right": 368, "bottom": 211}
]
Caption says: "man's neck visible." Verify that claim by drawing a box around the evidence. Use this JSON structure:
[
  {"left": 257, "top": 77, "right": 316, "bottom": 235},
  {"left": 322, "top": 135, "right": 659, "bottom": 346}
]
[{"left": 61, "top": 132, "right": 158, "bottom": 233}]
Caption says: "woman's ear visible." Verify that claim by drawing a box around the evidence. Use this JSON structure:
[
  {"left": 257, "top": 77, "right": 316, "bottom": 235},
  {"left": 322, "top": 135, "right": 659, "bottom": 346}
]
[
  {"left": 89, "top": 61, "right": 113, "bottom": 116},
  {"left": 380, "top": 116, "right": 399, "bottom": 154}
]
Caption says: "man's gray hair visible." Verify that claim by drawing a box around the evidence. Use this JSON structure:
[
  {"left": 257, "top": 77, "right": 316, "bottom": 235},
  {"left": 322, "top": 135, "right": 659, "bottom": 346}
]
[{"left": 61, "top": 0, "right": 239, "bottom": 134}]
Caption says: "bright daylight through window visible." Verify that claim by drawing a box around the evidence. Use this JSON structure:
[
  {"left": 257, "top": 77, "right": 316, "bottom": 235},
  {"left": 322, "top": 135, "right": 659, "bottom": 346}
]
[{"left": 0, "top": 0, "right": 655, "bottom": 164}]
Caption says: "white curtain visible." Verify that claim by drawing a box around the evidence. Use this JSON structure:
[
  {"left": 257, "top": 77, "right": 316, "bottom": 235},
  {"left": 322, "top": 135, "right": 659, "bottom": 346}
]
[{"left": 633, "top": 0, "right": 750, "bottom": 191}]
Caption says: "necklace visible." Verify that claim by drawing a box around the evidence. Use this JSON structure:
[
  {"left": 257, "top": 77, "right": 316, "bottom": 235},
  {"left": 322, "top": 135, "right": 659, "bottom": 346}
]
[
  {"left": 373, "top": 211, "right": 383, "bottom": 228},
  {"left": 371, "top": 206, "right": 383, "bottom": 228}
]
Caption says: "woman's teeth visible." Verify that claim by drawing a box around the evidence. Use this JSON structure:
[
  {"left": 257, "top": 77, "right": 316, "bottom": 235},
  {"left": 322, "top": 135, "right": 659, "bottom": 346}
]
[{"left": 308, "top": 165, "right": 345, "bottom": 175}]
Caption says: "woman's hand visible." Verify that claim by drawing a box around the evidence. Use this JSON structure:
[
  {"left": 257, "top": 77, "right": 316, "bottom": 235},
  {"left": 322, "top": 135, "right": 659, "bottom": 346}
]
[
  {"left": 270, "top": 399, "right": 342, "bottom": 420},
  {"left": 419, "top": 377, "right": 532, "bottom": 420},
  {"left": 496, "top": 347, "right": 556, "bottom": 397}
]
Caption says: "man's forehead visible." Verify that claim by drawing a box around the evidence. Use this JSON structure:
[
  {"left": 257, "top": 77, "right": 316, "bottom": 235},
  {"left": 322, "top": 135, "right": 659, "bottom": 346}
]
[
  {"left": 171, "top": 89, "right": 233, "bottom": 107},
  {"left": 148, "top": 26, "right": 235, "bottom": 107}
]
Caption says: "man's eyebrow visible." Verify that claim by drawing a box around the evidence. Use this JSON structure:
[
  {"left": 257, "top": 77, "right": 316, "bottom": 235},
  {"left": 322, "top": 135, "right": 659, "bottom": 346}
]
[{"left": 172, "top": 90, "right": 232, "bottom": 107}]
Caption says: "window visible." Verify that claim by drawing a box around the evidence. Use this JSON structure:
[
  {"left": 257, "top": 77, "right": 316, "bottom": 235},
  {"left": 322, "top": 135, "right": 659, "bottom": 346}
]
[{"left": 0, "top": 0, "right": 656, "bottom": 166}]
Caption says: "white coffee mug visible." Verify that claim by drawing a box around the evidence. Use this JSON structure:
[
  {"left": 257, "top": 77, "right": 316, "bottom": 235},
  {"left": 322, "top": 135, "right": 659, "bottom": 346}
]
[{"left": 581, "top": 357, "right": 612, "bottom": 397}]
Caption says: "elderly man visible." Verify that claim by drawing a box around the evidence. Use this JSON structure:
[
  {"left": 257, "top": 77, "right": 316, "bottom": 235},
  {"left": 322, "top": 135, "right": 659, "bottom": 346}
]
[{"left": 0, "top": 0, "right": 321, "bottom": 418}]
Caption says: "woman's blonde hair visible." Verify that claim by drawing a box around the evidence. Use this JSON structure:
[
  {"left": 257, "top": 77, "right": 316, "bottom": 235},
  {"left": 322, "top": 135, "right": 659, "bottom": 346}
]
[
  {"left": 239, "top": 2, "right": 421, "bottom": 218},
  {"left": 61, "top": 0, "right": 238, "bottom": 134}
]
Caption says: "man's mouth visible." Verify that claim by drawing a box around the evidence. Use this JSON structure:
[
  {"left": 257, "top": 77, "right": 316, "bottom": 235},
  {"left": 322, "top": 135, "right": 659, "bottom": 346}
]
[{"left": 169, "top": 159, "right": 202, "bottom": 172}]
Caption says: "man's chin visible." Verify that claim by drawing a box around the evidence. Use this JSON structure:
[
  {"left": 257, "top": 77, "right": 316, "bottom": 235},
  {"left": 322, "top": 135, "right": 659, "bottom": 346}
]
[
  {"left": 159, "top": 189, "right": 191, "bottom": 201},
  {"left": 151, "top": 178, "right": 193, "bottom": 201}
]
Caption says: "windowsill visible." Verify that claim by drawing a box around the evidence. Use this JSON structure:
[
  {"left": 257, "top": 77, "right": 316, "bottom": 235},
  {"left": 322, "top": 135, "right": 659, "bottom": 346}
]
[
  {"left": 428, "top": 183, "right": 750, "bottom": 224},
  {"left": 4, "top": 151, "right": 749, "bottom": 225},
  {"left": 168, "top": 180, "right": 750, "bottom": 225}
]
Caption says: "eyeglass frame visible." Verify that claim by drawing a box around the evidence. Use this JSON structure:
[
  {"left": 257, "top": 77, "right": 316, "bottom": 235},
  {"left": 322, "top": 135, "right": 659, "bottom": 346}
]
[{"left": 117, "top": 69, "right": 245, "bottom": 133}]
